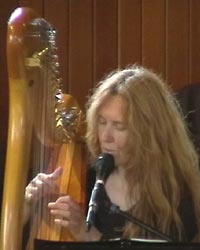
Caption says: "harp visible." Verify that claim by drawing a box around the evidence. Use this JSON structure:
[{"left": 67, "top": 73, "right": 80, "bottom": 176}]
[{"left": 0, "top": 7, "right": 86, "bottom": 250}]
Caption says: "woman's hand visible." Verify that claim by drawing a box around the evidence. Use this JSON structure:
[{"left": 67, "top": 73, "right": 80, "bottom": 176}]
[
  {"left": 48, "top": 196, "right": 102, "bottom": 241},
  {"left": 25, "top": 167, "right": 63, "bottom": 204},
  {"left": 48, "top": 196, "right": 86, "bottom": 237}
]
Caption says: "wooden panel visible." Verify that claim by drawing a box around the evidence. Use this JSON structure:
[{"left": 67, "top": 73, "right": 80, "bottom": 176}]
[
  {"left": 166, "top": 0, "right": 189, "bottom": 90},
  {"left": 1, "top": 0, "right": 200, "bottom": 154},
  {"left": 189, "top": 0, "right": 200, "bottom": 84},
  {"left": 19, "top": 0, "right": 44, "bottom": 16},
  {"left": 94, "top": 0, "right": 118, "bottom": 84},
  {"left": 142, "top": 0, "right": 166, "bottom": 78},
  {"left": 118, "top": 0, "right": 142, "bottom": 68},
  {"left": 44, "top": 0, "right": 69, "bottom": 94},
  {"left": 68, "top": 0, "right": 93, "bottom": 109}
]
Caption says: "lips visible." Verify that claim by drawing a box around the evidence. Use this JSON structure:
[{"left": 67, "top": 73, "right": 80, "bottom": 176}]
[{"left": 102, "top": 148, "right": 115, "bottom": 155}]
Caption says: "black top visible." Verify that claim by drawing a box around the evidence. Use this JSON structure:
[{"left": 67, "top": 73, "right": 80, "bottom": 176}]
[{"left": 87, "top": 168, "right": 198, "bottom": 242}]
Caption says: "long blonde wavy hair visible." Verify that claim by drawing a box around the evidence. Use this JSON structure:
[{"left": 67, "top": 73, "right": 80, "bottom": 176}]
[{"left": 86, "top": 65, "right": 200, "bottom": 241}]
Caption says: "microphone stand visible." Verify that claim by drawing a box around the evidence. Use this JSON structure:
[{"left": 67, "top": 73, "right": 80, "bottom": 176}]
[{"left": 106, "top": 202, "right": 174, "bottom": 242}]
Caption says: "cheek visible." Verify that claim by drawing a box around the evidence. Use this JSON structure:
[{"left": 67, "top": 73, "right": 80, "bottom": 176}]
[
  {"left": 97, "top": 126, "right": 102, "bottom": 139},
  {"left": 114, "top": 149, "right": 130, "bottom": 167},
  {"left": 116, "top": 132, "right": 129, "bottom": 149}
]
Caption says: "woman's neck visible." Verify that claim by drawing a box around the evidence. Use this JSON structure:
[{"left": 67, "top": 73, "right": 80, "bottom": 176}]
[{"left": 105, "top": 167, "right": 130, "bottom": 211}]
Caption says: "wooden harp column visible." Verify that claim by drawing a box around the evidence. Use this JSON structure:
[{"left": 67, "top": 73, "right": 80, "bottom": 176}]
[{"left": 0, "top": 7, "right": 86, "bottom": 250}]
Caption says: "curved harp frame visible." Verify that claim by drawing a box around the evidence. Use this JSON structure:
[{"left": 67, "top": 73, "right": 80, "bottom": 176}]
[{"left": 0, "top": 7, "right": 86, "bottom": 250}]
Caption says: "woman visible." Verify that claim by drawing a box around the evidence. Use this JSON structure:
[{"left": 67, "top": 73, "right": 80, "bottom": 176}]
[{"left": 25, "top": 65, "right": 200, "bottom": 242}]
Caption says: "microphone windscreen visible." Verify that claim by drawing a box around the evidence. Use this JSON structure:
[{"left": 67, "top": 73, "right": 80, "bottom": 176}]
[{"left": 95, "top": 153, "right": 115, "bottom": 181}]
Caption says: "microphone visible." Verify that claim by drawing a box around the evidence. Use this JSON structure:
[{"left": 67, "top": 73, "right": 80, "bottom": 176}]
[{"left": 86, "top": 153, "right": 115, "bottom": 231}]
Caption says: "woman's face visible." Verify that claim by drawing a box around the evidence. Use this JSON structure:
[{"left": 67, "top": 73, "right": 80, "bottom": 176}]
[{"left": 97, "top": 95, "right": 130, "bottom": 168}]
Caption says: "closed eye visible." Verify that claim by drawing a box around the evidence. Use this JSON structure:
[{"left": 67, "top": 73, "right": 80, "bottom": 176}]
[
  {"left": 114, "top": 122, "right": 127, "bottom": 131},
  {"left": 98, "top": 116, "right": 106, "bottom": 125}
]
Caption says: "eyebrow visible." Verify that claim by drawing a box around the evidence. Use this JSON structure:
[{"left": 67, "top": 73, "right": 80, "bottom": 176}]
[{"left": 98, "top": 114, "right": 126, "bottom": 125}]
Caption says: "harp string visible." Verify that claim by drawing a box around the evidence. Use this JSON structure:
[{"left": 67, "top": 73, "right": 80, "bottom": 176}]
[
  {"left": 25, "top": 15, "right": 86, "bottom": 247},
  {"left": 28, "top": 25, "right": 63, "bottom": 239}
]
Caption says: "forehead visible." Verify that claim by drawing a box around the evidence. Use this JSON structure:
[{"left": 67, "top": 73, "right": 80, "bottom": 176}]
[{"left": 98, "top": 95, "right": 127, "bottom": 120}]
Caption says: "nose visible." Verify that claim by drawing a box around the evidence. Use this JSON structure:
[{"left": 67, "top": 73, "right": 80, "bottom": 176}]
[{"left": 101, "top": 125, "right": 114, "bottom": 142}]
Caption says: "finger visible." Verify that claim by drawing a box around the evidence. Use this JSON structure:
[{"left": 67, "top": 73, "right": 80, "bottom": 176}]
[
  {"left": 26, "top": 185, "right": 39, "bottom": 194},
  {"left": 50, "top": 207, "right": 83, "bottom": 227},
  {"left": 50, "top": 208, "right": 71, "bottom": 218},
  {"left": 35, "top": 173, "right": 57, "bottom": 190},
  {"left": 29, "top": 177, "right": 48, "bottom": 192},
  {"left": 53, "top": 217, "right": 83, "bottom": 230},
  {"left": 33, "top": 178, "right": 43, "bottom": 186},
  {"left": 27, "top": 176, "right": 52, "bottom": 198},
  {"left": 25, "top": 186, "right": 39, "bottom": 202},
  {"left": 48, "top": 199, "right": 83, "bottom": 221},
  {"left": 36, "top": 167, "right": 63, "bottom": 185},
  {"left": 56, "top": 196, "right": 82, "bottom": 212},
  {"left": 54, "top": 218, "right": 70, "bottom": 227},
  {"left": 48, "top": 201, "right": 69, "bottom": 211},
  {"left": 28, "top": 167, "right": 63, "bottom": 191},
  {"left": 50, "top": 167, "right": 63, "bottom": 180}
]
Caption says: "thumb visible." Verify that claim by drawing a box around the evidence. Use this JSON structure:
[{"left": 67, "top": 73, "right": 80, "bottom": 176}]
[{"left": 50, "top": 166, "right": 63, "bottom": 180}]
